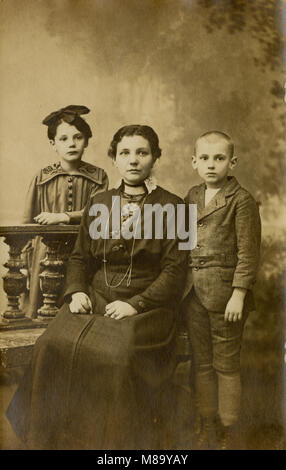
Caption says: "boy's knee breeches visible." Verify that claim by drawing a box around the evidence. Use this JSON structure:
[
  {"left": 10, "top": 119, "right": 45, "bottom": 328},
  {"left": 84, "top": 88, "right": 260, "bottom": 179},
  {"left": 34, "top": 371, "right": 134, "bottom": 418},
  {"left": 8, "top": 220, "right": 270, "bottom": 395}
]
[{"left": 184, "top": 290, "right": 248, "bottom": 373}]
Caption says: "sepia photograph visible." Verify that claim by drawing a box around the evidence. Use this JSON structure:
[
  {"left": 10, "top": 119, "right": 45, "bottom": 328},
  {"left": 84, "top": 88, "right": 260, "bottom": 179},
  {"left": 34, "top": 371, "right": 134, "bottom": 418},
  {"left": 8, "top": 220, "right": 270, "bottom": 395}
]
[{"left": 0, "top": 0, "right": 285, "bottom": 453}]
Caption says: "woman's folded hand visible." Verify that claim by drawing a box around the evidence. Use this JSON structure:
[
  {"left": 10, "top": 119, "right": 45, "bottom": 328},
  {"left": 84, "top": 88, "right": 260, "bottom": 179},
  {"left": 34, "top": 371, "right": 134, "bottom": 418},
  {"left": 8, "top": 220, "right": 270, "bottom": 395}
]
[
  {"left": 69, "top": 292, "right": 93, "bottom": 314},
  {"left": 104, "top": 301, "right": 138, "bottom": 320}
]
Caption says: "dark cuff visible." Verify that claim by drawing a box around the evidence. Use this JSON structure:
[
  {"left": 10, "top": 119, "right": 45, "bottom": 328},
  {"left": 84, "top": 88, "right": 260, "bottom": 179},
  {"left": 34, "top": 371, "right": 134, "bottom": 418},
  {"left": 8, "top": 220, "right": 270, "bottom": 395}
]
[
  {"left": 126, "top": 295, "right": 148, "bottom": 313},
  {"left": 63, "top": 283, "right": 89, "bottom": 303},
  {"left": 232, "top": 276, "right": 254, "bottom": 290}
]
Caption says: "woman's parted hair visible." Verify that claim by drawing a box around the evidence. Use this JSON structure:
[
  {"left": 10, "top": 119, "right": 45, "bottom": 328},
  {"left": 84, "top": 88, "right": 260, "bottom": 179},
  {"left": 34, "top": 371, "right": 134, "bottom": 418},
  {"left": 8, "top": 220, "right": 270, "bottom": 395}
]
[{"left": 108, "top": 125, "right": 162, "bottom": 161}]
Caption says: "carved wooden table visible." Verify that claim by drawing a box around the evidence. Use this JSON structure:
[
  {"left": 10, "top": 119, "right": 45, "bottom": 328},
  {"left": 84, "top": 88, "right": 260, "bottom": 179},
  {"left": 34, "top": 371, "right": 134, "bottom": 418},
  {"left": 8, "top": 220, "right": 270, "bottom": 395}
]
[{"left": 0, "top": 224, "right": 79, "bottom": 329}]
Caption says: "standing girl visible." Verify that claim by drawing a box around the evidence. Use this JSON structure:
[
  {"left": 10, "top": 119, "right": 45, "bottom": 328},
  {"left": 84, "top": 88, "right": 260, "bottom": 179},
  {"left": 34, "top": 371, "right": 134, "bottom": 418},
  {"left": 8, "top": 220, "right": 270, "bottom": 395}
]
[{"left": 23, "top": 105, "right": 109, "bottom": 318}]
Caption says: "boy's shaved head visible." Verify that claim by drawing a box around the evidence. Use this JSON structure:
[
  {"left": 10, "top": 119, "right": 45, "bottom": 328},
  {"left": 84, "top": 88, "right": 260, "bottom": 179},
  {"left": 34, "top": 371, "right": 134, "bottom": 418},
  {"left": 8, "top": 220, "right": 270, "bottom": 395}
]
[{"left": 194, "top": 131, "right": 234, "bottom": 157}]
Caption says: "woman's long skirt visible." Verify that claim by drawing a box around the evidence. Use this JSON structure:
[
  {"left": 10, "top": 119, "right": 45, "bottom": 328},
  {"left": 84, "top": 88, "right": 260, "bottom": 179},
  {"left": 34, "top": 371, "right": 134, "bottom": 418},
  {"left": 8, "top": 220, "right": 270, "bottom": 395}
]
[{"left": 6, "top": 270, "right": 178, "bottom": 450}]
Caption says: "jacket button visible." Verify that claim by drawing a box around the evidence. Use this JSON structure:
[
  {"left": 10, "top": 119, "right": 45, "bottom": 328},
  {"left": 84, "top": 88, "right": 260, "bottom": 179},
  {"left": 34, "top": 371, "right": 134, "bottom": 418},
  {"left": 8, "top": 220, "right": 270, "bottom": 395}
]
[
  {"left": 194, "top": 267, "right": 199, "bottom": 271},
  {"left": 68, "top": 177, "right": 73, "bottom": 182},
  {"left": 200, "top": 260, "right": 205, "bottom": 265},
  {"left": 138, "top": 301, "right": 145, "bottom": 308}
]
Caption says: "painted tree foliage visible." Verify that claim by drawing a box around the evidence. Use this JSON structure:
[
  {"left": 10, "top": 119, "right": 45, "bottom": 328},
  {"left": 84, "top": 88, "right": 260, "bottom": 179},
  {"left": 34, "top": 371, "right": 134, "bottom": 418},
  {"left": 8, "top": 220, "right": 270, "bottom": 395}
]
[{"left": 199, "top": 0, "right": 286, "bottom": 198}]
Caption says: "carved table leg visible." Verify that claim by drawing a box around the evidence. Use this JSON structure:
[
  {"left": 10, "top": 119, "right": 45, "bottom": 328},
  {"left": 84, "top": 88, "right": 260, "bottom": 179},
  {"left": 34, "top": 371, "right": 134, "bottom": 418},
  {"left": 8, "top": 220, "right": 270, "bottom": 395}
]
[{"left": 0, "top": 235, "right": 33, "bottom": 329}]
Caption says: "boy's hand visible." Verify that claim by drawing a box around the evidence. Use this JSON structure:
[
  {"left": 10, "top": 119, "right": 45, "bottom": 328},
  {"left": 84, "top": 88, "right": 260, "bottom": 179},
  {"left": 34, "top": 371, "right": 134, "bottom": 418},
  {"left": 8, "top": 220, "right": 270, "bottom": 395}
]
[
  {"left": 104, "top": 301, "right": 138, "bottom": 320},
  {"left": 34, "top": 212, "right": 70, "bottom": 225},
  {"left": 224, "top": 288, "right": 247, "bottom": 322},
  {"left": 69, "top": 292, "right": 93, "bottom": 314}
]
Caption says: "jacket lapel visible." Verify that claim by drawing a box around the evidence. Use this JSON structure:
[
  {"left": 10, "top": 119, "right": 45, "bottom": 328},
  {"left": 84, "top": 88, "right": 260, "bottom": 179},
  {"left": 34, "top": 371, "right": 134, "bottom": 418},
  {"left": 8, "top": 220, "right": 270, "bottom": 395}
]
[
  {"left": 197, "top": 189, "right": 226, "bottom": 221},
  {"left": 196, "top": 176, "right": 241, "bottom": 222}
]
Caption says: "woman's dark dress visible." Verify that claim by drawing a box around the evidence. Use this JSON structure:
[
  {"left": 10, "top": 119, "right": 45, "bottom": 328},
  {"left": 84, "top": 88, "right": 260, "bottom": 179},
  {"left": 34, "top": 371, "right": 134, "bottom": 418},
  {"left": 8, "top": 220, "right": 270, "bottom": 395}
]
[{"left": 7, "top": 184, "right": 188, "bottom": 449}]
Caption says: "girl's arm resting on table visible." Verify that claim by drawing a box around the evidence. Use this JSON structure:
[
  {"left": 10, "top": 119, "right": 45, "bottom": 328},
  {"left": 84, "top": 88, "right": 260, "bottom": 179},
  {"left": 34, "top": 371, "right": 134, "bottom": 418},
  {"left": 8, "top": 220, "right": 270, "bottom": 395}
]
[
  {"left": 34, "top": 212, "right": 70, "bottom": 224},
  {"left": 34, "top": 210, "right": 85, "bottom": 225}
]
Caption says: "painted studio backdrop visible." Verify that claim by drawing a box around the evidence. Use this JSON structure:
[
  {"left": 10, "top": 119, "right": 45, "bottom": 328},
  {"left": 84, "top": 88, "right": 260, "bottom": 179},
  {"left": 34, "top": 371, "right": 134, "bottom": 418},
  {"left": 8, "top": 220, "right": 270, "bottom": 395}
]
[{"left": 0, "top": 0, "right": 285, "bottom": 449}]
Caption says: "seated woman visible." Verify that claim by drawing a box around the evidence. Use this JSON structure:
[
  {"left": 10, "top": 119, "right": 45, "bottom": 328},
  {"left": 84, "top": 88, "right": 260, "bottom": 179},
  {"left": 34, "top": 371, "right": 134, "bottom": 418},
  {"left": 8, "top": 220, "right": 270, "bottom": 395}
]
[{"left": 7, "top": 124, "right": 188, "bottom": 450}]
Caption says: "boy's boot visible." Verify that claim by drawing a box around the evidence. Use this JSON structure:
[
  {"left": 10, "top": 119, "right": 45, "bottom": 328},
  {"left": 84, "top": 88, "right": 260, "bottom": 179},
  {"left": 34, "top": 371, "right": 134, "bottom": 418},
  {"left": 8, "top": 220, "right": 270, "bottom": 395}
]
[
  {"left": 196, "top": 416, "right": 216, "bottom": 450},
  {"left": 217, "top": 423, "right": 235, "bottom": 450}
]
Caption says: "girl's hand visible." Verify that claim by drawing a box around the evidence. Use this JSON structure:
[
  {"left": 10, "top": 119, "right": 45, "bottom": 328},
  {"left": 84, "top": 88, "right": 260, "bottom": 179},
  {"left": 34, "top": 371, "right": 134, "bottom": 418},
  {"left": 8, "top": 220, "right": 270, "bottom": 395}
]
[
  {"left": 34, "top": 212, "right": 70, "bottom": 225},
  {"left": 104, "top": 301, "right": 138, "bottom": 320},
  {"left": 69, "top": 292, "right": 93, "bottom": 314}
]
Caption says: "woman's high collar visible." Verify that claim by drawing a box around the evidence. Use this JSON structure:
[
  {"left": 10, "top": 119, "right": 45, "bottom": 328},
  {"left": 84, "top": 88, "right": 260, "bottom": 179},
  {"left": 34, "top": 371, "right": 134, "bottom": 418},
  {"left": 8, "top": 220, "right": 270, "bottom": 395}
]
[{"left": 114, "top": 176, "right": 157, "bottom": 195}]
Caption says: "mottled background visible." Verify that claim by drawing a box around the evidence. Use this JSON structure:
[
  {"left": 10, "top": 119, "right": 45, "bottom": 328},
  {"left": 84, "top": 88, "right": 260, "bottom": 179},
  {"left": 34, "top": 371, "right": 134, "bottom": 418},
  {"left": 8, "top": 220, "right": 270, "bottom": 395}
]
[{"left": 0, "top": 0, "right": 285, "bottom": 449}]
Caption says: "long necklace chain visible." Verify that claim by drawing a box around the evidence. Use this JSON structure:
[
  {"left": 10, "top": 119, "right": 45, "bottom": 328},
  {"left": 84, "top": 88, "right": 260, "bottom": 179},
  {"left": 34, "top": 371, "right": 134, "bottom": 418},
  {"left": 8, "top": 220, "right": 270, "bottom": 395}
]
[{"left": 103, "top": 193, "right": 148, "bottom": 288}]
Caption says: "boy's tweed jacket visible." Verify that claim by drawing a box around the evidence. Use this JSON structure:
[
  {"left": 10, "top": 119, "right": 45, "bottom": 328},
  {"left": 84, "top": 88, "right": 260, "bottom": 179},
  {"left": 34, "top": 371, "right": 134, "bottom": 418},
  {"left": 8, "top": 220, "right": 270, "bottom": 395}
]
[{"left": 183, "top": 176, "right": 261, "bottom": 312}]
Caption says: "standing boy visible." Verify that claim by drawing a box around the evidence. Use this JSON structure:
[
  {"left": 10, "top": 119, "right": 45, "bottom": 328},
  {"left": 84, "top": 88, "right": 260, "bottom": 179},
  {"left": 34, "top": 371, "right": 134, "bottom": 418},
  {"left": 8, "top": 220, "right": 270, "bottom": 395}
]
[{"left": 183, "top": 131, "right": 261, "bottom": 449}]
